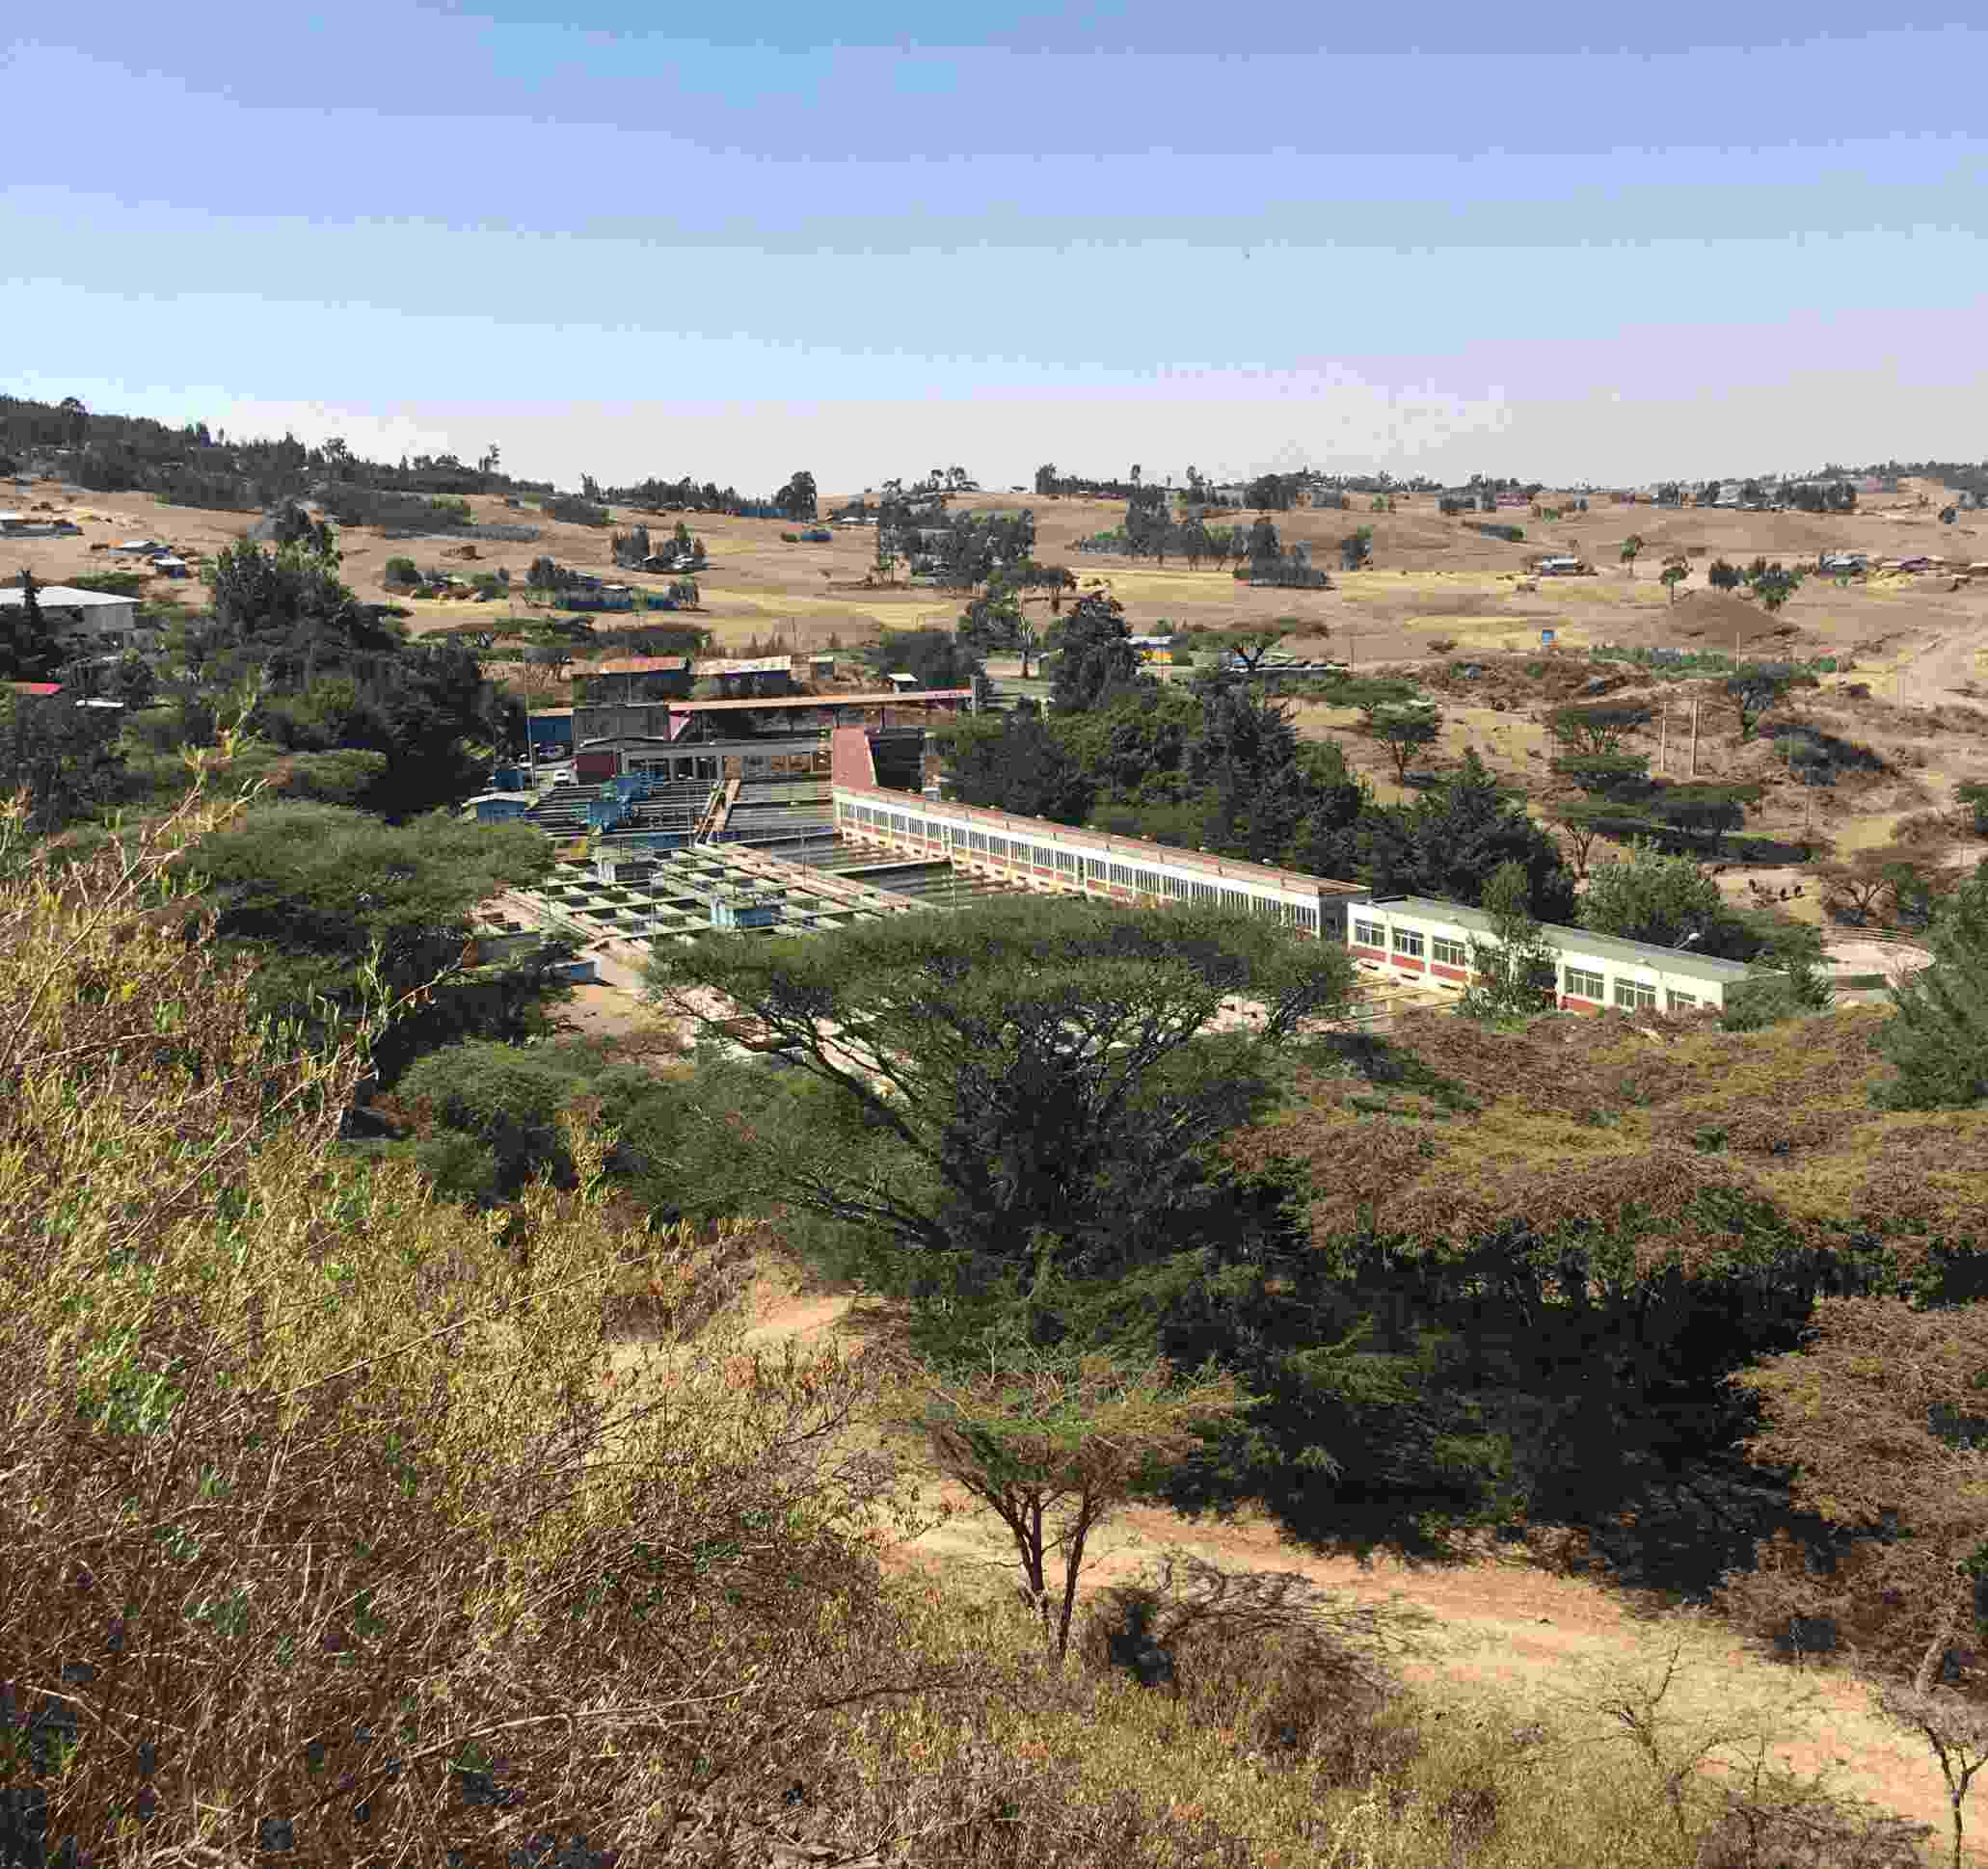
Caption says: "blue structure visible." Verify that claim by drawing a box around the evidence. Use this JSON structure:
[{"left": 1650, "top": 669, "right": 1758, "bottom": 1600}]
[
  {"left": 711, "top": 889, "right": 780, "bottom": 929},
  {"left": 491, "top": 764, "right": 529, "bottom": 791},
  {"left": 468, "top": 792, "right": 533, "bottom": 822},
  {"left": 528, "top": 711, "right": 574, "bottom": 757}
]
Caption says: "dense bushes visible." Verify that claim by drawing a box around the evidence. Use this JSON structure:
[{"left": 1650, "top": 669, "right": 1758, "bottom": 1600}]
[{"left": 3, "top": 773, "right": 1975, "bottom": 1868}]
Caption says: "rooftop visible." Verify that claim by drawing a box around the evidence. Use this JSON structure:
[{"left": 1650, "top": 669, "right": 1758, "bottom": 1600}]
[
  {"left": 1365, "top": 895, "right": 1756, "bottom": 981},
  {"left": 0, "top": 584, "right": 138, "bottom": 608}
]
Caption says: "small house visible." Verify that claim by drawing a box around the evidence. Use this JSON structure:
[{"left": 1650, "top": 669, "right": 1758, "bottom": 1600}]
[
  {"left": 151, "top": 556, "right": 191, "bottom": 577},
  {"left": 463, "top": 791, "right": 534, "bottom": 823}
]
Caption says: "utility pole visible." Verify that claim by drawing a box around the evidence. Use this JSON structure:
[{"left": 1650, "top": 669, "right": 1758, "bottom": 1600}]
[
  {"left": 1689, "top": 696, "right": 1700, "bottom": 778},
  {"left": 1658, "top": 704, "right": 1668, "bottom": 777}
]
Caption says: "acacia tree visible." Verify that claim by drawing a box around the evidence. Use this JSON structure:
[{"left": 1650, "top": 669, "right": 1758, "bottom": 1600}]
[
  {"left": 1206, "top": 621, "right": 1306, "bottom": 672},
  {"left": 1360, "top": 701, "right": 1440, "bottom": 784},
  {"left": 1545, "top": 701, "right": 1655, "bottom": 757},
  {"left": 1726, "top": 665, "right": 1819, "bottom": 741},
  {"left": 904, "top": 1341, "right": 1249, "bottom": 1659},
  {"left": 1718, "top": 1296, "right": 1988, "bottom": 1869},
  {"left": 1545, "top": 798, "right": 1616, "bottom": 878},
  {"left": 643, "top": 897, "right": 1357, "bottom": 1338}
]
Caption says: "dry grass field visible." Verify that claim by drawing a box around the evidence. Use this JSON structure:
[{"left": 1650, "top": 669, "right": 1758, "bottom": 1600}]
[{"left": 9, "top": 470, "right": 1988, "bottom": 913}]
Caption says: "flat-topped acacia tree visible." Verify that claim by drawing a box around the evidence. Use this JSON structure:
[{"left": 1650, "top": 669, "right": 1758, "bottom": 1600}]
[{"left": 644, "top": 895, "right": 1356, "bottom": 1341}]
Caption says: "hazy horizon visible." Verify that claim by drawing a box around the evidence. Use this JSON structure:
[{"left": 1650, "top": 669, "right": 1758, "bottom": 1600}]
[{"left": 8, "top": 2, "right": 1987, "bottom": 494}]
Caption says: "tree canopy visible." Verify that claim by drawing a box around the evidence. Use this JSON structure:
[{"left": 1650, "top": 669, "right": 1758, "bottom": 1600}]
[
  {"left": 1050, "top": 590, "right": 1141, "bottom": 712},
  {"left": 644, "top": 896, "right": 1357, "bottom": 1344},
  {"left": 182, "top": 801, "right": 568, "bottom": 1082},
  {"left": 1359, "top": 751, "right": 1578, "bottom": 921}
]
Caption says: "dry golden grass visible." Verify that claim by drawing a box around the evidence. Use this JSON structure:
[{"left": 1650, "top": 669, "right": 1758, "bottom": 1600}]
[{"left": 2, "top": 753, "right": 1959, "bottom": 1865}]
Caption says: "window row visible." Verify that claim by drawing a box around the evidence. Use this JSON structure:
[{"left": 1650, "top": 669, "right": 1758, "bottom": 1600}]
[
  {"left": 1354, "top": 924, "right": 1706, "bottom": 1011},
  {"left": 840, "top": 802, "right": 1318, "bottom": 929}
]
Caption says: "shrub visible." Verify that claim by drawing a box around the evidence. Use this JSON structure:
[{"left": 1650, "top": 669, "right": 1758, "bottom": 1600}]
[
  {"left": 383, "top": 555, "right": 418, "bottom": 585},
  {"left": 0, "top": 770, "right": 926, "bottom": 1869}
]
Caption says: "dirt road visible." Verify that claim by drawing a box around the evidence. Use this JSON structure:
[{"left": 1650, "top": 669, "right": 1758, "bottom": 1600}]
[{"left": 710, "top": 1267, "right": 1983, "bottom": 1860}]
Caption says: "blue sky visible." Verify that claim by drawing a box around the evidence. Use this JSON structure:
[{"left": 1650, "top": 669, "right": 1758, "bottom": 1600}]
[{"left": 7, "top": 2, "right": 1986, "bottom": 492}]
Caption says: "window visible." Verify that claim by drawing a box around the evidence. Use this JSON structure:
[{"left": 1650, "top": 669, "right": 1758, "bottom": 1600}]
[
  {"left": 1391, "top": 927, "right": 1425, "bottom": 959},
  {"left": 1614, "top": 977, "right": 1657, "bottom": 1012},
  {"left": 970, "top": 830, "right": 989, "bottom": 852},
  {"left": 1087, "top": 856, "right": 1107, "bottom": 880},
  {"left": 1353, "top": 920, "right": 1384, "bottom": 948},
  {"left": 1136, "top": 869, "right": 1160, "bottom": 895},
  {"left": 1667, "top": 989, "right": 1698, "bottom": 1011},
  {"left": 1057, "top": 848, "right": 1080, "bottom": 874},
  {"left": 1110, "top": 862, "right": 1132, "bottom": 888},
  {"left": 1221, "top": 888, "right": 1249, "bottom": 912},
  {"left": 1431, "top": 936, "right": 1467, "bottom": 968},
  {"left": 1564, "top": 966, "right": 1604, "bottom": 1001}
]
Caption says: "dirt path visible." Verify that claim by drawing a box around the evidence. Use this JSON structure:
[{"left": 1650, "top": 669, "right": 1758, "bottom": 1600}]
[{"left": 706, "top": 1268, "right": 1982, "bottom": 1860}]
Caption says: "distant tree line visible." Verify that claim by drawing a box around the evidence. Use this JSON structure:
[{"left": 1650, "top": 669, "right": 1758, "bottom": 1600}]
[{"left": 0, "top": 393, "right": 537, "bottom": 514}]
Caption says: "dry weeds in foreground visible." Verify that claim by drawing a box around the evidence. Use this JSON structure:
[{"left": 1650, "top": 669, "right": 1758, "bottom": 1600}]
[{"left": 0, "top": 759, "right": 1958, "bottom": 1866}]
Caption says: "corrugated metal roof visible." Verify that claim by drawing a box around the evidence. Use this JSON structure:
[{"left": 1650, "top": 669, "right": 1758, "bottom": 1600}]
[
  {"left": 587, "top": 656, "right": 692, "bottom": 675},
  {"left": 694, "top": 655, "right": 794, "bottom": 676},
  {"left": 668, "top": 690, "right": 972, "bottom": 712},
  {"left": 1363, "top": 895, "right": 1755, "bottom": 980},
  {"left": 0, "top": 585, "right": 137, "bottom": 608}
]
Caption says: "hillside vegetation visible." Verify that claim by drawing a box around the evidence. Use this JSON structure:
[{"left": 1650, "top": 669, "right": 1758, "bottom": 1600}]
[{"left": 5, "top": 764, "right": 1975, "bottom": 1869}]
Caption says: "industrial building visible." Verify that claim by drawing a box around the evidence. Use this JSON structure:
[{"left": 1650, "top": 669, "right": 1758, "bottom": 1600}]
[{"left": 484, "top": 720, "right": 1753, "bottom": 1026}]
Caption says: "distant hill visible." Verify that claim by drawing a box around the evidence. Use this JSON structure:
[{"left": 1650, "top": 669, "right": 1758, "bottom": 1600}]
[{"left": 0, "top": 393, "right": 543, "bottom": 518}]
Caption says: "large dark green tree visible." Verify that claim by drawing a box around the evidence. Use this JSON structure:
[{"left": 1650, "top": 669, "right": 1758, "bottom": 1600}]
[
  {"left": 1359, "top": 750, "right": 1577, "bottom": 920},
  {"left": 1876, "top": 862, "right": 1988, "bottom": 1108},
  {"left": 775, "top": 469, "right": 819, "bottom": 521},
  {"left": 1192, "top": 680, "right": 1320, "bottom": 864},
  {"left": 644, "top": 897, "right": 1357, "bottom": 1344},
  {"left": 941, "top": 713, "right": 1094, "bottom": 823},
  {"left": 1049, "top": 590, "right": 1140, "bottom": 712},
  {"left": 0, "top": 690, "right": 128, "bottom": 832},
  {"left": 868, "top": 627, "right": 982, "bottom": 692}
]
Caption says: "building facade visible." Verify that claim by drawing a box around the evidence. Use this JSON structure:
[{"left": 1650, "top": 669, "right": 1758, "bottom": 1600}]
[
  {"left": 0, "top": 584, "right": 152, "bottom": 658},
  {"left": 830, "top": 730, "right": 1366, "bottom": 938},
  {"left": 1348, "top": 895, "right": 1754, "bottom": 1012}
]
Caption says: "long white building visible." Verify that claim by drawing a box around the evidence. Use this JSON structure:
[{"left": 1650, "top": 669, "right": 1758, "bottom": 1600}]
[
  {"left": 830, "top": 728, "right": 1366, "bottom": 938},
  {"left": 828, "top": 729, "right": 1759, "bottom": 1010},
  {"left": 1349, "top": 895, "right": 1755, "bottom": 1013}
]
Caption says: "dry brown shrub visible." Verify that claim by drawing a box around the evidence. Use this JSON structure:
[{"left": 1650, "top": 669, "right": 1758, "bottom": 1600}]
[{"left": 0, "top": 765, "right": 942, "bottom": 1869}]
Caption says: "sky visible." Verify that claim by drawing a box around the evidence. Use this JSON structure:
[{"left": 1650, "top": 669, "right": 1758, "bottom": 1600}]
[{"left": 6, "top": 1, "right": 1987, "bottom": 494}]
